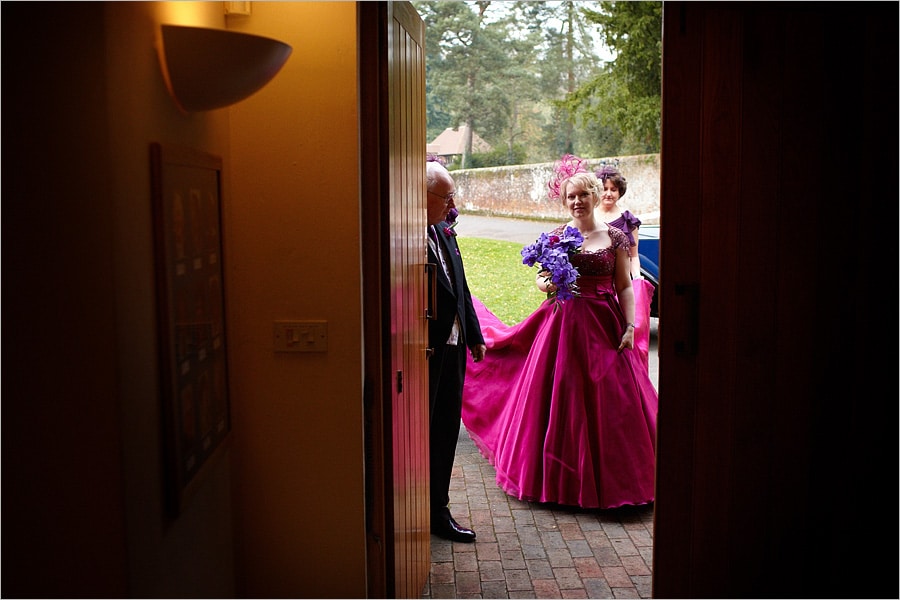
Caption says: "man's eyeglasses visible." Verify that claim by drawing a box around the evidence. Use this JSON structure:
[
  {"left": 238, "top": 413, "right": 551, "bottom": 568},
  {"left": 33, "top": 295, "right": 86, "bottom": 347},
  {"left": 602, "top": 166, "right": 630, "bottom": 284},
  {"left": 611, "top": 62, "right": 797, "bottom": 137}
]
[{"left": 428, "top": 190, "right": 456, "bottom": 205}]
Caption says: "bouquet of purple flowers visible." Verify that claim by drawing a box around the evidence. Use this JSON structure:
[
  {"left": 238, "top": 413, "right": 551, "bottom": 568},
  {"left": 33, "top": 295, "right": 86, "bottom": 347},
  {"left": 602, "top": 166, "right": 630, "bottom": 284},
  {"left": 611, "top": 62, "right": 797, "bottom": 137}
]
[{"left": 521, "top": 225, "right": 584, "bottom": 304}]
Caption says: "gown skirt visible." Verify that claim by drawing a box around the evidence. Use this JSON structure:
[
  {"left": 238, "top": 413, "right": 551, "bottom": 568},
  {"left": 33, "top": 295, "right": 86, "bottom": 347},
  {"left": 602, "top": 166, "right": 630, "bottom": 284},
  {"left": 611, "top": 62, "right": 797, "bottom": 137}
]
[
  {"left": 463, "top": 276, "right": 658, "bottom": 509},
  {"left": 632, "top": 278, "right": 655, "bottom": 370}
]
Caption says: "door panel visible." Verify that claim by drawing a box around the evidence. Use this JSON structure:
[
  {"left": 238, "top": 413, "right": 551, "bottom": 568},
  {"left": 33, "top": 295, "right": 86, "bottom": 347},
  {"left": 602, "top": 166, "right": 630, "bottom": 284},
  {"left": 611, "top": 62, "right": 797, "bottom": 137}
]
[
  {"left": 654, "top": 3, "right": 896, "bottom": 597},
  {"left": 360, "top": 3, "right": 428, "bottom": 598}
]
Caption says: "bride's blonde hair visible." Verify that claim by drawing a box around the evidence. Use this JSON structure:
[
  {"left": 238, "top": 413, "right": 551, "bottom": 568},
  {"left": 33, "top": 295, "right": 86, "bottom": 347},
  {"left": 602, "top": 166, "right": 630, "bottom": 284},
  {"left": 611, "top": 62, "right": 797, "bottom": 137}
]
[{"left": 559, "top": 172, "right": 602, "bottom": 206}]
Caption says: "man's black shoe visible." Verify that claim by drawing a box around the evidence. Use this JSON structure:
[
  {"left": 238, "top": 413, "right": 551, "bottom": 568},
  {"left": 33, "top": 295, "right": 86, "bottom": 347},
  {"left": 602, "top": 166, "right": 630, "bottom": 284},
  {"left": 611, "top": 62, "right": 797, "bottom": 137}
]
[{"left": 431, "top": 513, "right": 476, "bottom": 543}]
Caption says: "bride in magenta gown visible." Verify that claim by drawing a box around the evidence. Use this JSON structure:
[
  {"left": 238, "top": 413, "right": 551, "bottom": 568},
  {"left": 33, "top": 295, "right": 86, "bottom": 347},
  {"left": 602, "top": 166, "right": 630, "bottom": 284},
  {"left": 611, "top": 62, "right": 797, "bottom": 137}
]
[{"left": 462, "top": 161, "right": 658, "bottom": 510}]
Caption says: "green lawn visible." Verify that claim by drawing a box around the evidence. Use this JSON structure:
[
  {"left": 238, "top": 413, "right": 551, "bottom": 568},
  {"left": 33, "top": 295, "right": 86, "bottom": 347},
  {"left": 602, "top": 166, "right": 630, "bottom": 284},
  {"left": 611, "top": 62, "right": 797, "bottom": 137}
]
[{"left": 457, "top": 236, "right": 547, "bottom": 325}]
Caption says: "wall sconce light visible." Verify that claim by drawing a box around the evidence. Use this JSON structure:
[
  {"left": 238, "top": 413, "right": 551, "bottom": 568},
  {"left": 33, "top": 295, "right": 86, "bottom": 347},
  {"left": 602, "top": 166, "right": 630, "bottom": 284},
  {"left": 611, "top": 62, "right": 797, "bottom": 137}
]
[{"left": 156, "top": 24, "right": 292, "bottom": 113}]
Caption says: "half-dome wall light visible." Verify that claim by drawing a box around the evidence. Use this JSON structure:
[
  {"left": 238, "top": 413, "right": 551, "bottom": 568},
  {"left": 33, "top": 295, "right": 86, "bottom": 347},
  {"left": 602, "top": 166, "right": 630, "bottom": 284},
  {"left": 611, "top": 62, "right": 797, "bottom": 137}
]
[{"left": 156, "top": 24, "right": 292, "bottom": 113}]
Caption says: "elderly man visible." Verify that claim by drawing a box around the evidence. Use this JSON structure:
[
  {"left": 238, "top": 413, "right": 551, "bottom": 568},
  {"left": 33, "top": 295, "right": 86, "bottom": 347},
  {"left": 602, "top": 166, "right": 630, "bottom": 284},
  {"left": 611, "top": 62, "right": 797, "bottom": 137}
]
[{"left": 425, "top": 159, "right": 486, "bottom": 543}]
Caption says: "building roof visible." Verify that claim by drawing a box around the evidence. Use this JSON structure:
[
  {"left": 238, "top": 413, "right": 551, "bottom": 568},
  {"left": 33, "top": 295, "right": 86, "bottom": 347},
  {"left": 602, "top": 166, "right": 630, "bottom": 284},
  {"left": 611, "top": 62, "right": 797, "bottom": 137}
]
[{"left": 428, "top": 126, "right": 491, "bottom": 156}]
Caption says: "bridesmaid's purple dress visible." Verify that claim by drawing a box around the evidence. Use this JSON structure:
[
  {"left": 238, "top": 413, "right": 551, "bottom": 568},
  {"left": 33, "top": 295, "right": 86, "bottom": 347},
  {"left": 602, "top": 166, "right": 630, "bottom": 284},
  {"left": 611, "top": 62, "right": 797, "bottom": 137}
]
[{"left": 605, "top": 211, "right": 655, "bottom": 369}]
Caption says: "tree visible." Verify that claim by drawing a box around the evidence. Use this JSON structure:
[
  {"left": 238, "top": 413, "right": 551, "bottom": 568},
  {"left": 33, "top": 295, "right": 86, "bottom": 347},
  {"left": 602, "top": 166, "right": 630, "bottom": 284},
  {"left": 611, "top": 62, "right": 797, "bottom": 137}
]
[
  {"left": 523, "top": 1, "right": 603, "bottom": 157},
  {"left": 561, "top": 1, "right": 662, "bottom": 154},
  {"left": 416, "top": 1, "right": 661, "bottom": 164},
  {"left": 415, "top": 1, "right": 524, "bottom": 168}
]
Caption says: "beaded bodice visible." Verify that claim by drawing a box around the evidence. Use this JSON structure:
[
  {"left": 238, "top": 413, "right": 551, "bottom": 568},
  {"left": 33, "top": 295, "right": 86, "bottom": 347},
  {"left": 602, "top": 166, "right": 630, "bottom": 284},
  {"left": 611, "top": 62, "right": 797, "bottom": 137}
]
[
  {"left": 549, "top": 224, "right": 628, "bottom": 278},
  {"left": 572, "top": 247, "right": 617, "bottom": 277}
]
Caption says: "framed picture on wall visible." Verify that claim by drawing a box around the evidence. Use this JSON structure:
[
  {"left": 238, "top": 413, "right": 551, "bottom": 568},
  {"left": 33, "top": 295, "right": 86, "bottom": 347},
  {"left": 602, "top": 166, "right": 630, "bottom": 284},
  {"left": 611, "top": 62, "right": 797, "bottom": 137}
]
[{"left": 150, "top": 142, "right": 231, "bottom": 517}]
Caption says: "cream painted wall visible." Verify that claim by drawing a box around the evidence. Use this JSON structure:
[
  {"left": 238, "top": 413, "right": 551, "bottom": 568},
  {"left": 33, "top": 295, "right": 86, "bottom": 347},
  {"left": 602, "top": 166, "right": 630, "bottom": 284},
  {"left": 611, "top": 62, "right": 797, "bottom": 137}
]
[
  {"left": 105, "top": 2, "right": 236, "bottom": 597},
  {"left": 224, "top": 3, "right": 367, "bottom": 598}
]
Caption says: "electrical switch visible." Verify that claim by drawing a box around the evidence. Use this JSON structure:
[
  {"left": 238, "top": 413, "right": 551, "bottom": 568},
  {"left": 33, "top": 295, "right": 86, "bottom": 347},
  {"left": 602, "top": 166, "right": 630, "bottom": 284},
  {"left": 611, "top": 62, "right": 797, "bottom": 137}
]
[{"left": 274, "top": 320, "right": 328, "bottom": 352}]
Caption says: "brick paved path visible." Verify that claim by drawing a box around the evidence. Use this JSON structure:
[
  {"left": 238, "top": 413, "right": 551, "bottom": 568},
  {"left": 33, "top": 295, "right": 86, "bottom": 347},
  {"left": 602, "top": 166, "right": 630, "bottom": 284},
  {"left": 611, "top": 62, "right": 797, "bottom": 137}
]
[
  {"left": 424, "top": 216, "right": 657, "bottom": 599},
  {"left": 421, "top": 425, "right": 654, "bottom": 599}
]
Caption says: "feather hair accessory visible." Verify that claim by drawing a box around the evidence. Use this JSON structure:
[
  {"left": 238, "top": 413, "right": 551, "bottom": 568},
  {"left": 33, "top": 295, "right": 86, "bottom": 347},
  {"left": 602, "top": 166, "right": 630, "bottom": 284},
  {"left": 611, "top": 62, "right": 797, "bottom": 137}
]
[{"left": 547, "top": 154, "right": 589, "bottom": 201}]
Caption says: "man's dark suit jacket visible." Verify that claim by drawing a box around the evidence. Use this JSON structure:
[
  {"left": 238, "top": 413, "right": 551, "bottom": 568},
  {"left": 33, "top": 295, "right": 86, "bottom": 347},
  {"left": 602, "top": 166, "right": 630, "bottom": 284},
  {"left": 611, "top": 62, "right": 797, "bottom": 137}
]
[{"left": 427, "top": 225, "right": 485, "bottom": 352}]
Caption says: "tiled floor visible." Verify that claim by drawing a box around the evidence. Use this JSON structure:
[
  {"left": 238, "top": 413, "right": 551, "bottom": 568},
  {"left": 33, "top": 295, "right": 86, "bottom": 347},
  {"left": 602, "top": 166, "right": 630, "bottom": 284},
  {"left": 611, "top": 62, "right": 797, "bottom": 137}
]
[{"left": 421, "top": 425, "right": 655, "bottom": 599}]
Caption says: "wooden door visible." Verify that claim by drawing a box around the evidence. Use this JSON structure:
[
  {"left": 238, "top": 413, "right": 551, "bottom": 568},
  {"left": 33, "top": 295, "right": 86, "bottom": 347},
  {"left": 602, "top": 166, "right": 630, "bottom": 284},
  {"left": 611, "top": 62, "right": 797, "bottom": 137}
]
[
  {"left": 359, "top": 2, "right": 429, "bottom": 598},
  {"left": 653, "top": 3, "right": 896, "bottom": 597}
]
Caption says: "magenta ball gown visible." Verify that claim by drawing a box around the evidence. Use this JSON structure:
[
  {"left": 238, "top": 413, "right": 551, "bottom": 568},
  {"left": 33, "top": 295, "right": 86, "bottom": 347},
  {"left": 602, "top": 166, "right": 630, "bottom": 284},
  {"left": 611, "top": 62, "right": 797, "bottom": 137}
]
[{"left": 463, "top": 228, "right": 658, "bottom": 509}]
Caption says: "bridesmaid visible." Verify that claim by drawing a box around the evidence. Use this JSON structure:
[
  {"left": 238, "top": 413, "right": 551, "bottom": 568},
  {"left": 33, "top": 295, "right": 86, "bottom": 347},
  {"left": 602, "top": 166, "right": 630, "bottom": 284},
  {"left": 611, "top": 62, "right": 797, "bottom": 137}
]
[{"left": 595, "top": 164, "right": 656, "bottom": 371}]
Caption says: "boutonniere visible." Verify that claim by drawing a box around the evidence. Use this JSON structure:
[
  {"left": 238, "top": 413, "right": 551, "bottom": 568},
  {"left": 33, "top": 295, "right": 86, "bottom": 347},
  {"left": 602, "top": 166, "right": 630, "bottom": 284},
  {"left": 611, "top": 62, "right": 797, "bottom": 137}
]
[{"left": 443, "top": 207, "right": 459, "bottom": 237}]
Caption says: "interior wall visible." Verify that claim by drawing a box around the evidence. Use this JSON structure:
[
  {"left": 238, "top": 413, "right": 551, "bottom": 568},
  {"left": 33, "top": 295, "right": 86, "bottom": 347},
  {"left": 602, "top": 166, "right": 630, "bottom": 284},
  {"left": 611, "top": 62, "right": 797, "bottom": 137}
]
[
  {"left": 224, "top": 3, "right": 368, "bottom": 598},
  {"left": 4, "top": 2, "right": 237, "bottom": 597},
  {"left": 105, "top": 3, "right": 237, "bottom": 597}
]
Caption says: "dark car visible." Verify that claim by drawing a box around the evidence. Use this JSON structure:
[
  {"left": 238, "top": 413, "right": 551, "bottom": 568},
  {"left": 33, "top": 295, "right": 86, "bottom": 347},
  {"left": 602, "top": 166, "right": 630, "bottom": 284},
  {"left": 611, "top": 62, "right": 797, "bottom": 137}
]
[{"left": 638, "top": 225, "right": 659, "bottom": 318}]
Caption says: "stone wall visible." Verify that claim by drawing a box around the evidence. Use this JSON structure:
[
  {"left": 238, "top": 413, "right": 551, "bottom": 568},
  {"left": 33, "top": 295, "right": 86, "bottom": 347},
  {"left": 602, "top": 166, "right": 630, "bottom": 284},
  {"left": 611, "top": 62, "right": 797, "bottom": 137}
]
[{"left": 452, "top": 153, "right": 661, "bottom": 225}]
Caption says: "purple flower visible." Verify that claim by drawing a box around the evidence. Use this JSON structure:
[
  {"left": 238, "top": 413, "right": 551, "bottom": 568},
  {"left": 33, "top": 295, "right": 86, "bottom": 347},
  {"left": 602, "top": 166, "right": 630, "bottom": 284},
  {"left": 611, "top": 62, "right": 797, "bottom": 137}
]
[
  {"left": 444, "top": 207, "right": 459, "bottom": 236},
  {"left": 521, "top": 225, "right": 583, "bottom": 305}
]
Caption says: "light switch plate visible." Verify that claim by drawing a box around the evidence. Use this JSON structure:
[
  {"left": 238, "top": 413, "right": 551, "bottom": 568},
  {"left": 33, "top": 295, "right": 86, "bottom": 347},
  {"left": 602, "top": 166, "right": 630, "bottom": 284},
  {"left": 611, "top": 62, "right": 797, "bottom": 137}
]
[{"left": 274, "top": 320, "right": 327, "bottom": 352}]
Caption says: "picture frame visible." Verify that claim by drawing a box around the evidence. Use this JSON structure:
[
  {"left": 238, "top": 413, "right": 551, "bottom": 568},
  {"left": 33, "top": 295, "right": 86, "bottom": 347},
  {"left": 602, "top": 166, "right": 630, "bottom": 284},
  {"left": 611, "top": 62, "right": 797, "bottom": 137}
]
[{"left": 150, "top": 143, "right": 231, "bottom": 517}]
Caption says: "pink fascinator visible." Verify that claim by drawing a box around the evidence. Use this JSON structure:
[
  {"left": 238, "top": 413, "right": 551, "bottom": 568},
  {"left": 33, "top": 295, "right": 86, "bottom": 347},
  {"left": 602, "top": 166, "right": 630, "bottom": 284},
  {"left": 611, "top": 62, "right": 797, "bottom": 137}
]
[{"left": 547, "top": 154, "right": 589, "bottom": 201}]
